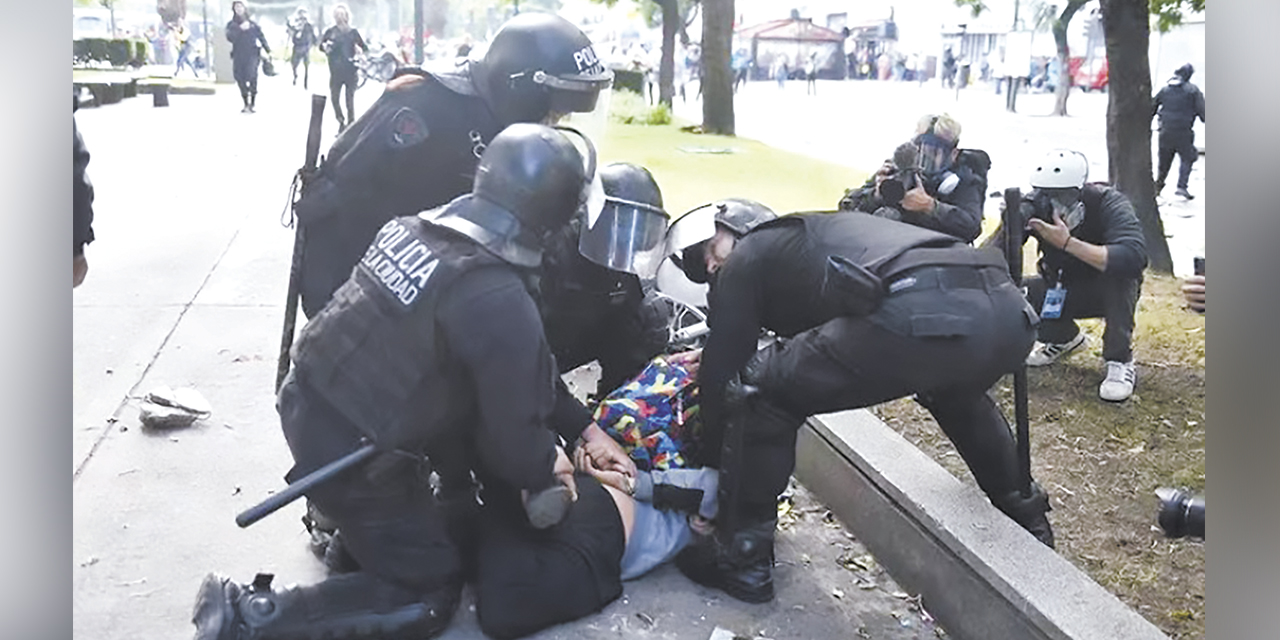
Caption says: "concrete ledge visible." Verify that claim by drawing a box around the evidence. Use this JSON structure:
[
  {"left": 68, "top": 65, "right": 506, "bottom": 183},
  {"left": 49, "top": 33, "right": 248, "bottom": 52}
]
[{"left": 795, "top": 409, "right": 1170, "bottom": 640}]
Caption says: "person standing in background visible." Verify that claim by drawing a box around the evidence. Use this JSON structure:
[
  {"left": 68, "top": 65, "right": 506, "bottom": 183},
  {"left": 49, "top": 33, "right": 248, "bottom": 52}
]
[
  {"left": 1152, "top": 63, "right": 1206, "bottom": 200},
  {"left": 320, "top": 3, "right": 369, "bottom": 131},
  {"left": 225, "top": 0, "right": 270, "bottom": 113}
]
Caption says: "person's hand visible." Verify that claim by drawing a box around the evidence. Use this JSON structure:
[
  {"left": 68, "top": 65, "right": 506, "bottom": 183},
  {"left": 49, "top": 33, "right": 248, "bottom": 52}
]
[
  {"left": 666, "top": 348, "right": 702, "bottom": 379},
  {"left": 1027, "top": 210, "right": 1072, "bottom": 251},
  {"left": 579, "top": 423, "right": 636, "bottom": 478},
  {"left": 73, "top": 252, "right": 89, "bottom": 288},
  {"left": 240, "top": 21, "right": 251, "bottom": 30},
  {"left": 1181, "top": 275, "right": 1205, "bottom": 312},
  {"left": 573, "top": 445, "right": 633, "bottom": 496},
  {"left": 900, "top": 176, "right": 936, "bottom": 213}
]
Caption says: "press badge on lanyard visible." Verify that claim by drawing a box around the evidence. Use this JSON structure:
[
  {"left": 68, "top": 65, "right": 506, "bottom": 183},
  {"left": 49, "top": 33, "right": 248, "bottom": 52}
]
[{"left": 1041, "top": 270, "right": 1067, "bottom": 319}]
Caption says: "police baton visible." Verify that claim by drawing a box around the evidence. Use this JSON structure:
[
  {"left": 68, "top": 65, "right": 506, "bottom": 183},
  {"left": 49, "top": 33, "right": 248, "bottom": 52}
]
[
  {"left": 276, "top": 93, "right": 328, "bottom": 392},
  {"left": 1002, "top": 187, "right": 1034, "bottom": 497},
  {"left": 236, "top": 441, "right": 377, "bottom": 528}
]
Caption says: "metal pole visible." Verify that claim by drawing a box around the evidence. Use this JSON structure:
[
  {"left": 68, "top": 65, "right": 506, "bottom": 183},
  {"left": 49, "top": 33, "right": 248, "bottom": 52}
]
[
  {"left": 1002, "top": 187, "right": 1034, "bottom": 497},
  {"left": 413, "top": 0, "right": 424, "bottom": 64},
  {"left": 203, "top": 0, "right": 210, "bottom": 77}
]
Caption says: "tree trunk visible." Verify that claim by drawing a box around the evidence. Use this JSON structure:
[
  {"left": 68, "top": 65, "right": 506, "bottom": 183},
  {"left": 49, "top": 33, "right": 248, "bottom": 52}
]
[
  {"left": 656, "top": 0, "right": 677, "bottom": 108},
  {"left": 700, "top": 0, "right": 734, "bottom": 135},
  {"left": 156, "top": 0, "right": 186, "bottom": 24},
  {"left": 1051, "top": 0, "right": 1087, "bottom": 116},
  {"left": 1100, "top": 0, "right": 1172, "bottom": 273}
]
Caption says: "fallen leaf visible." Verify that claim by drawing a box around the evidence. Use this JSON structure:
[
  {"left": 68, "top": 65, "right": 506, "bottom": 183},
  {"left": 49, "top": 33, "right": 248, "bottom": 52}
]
[
  {"left": 80, "top": 557, "right": 99, "bottom": 568},
  {"left": 832, "top": 588, "right": 844, "bottom": 599},
  {"left": 635, "top": 612, "right": 654, "bottom": 627}
]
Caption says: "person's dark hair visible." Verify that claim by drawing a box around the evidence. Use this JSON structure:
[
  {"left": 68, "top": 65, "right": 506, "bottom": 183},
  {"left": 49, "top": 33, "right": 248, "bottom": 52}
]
[{"left": 1175, "top": 63, "right": 1194, "bottom": 80}]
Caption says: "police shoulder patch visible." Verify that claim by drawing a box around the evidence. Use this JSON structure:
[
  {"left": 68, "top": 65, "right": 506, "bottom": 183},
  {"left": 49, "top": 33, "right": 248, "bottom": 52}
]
[{"left": 389, "top": 107, "right": 429, "bottom": 148}]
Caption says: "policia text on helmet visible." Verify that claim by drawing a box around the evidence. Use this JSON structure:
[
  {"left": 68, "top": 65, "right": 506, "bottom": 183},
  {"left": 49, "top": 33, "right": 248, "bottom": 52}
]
[{"left": 471, "top": 12, "right": 615, "bottom": 126}]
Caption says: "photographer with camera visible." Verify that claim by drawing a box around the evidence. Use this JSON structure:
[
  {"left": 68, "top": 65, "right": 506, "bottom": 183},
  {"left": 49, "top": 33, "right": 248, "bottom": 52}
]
[
  {"left": 839, "top": 113, "right": 990, "bottom": 243},
  {"left": 986, "top": 149, "right": 1148, "bottom": 402}
]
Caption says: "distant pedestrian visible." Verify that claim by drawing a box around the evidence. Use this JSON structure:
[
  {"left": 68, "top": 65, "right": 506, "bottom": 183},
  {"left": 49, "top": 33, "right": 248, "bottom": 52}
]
[
  {"left": 804, "top": 52, "right": 817, "bottom": 95},
  {"left": 320, "top": 3, "right": 368, "bottom": 131},
  {"left": 941, "top": 46, "right": 956, "bottom": 88},
  {"left": 1152, "top": 63, "right": 1205, "bottom": 199},
  {"left": 225, "top": 0, "right": 270, "bottom": 113},
  {"left": 288, "top": 7, "right": 317, "bottom": 89},
  {"left": 172, "top": 20, "right": 195, "bottom": 77},
  {"left": 772, "top": 55, "right": 788, "bottom": 89},
  {"left": 732, "top": 49, "right": 749, "bottom": 93}
]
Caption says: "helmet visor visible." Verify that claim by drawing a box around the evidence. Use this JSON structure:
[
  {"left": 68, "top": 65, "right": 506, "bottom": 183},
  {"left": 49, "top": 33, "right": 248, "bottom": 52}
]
[
  {"left": 578, "top": 197, "right": 669, "bottom": 278},
  {"left": 914, "top": 133, "right": 955, "bottom": 174}
]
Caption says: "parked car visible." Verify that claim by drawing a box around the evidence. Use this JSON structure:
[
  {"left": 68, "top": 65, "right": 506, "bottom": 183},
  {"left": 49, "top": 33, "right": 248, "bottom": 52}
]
[{"left": 1070, "top": 56, "right": 1108, "bottom": 92}]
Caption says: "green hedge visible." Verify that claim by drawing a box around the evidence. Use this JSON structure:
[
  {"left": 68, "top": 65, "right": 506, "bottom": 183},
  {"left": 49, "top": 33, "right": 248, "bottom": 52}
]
[
  {"left": 609, "top": 89, "right": 671, "bottom": 126},
  {"left": 74, "top": 38, "right": 149, "bottom": 68}
]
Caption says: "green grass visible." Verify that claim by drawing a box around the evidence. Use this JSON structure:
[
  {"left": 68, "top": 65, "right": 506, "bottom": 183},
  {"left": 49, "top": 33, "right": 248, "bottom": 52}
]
[{"left": 599, "top": 121, "right": 864, "bottom": 218}]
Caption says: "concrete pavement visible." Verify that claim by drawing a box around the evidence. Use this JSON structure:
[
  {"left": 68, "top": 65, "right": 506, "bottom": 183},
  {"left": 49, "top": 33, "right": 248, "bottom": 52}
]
[
  {"left": 672, "top": 78, "right": 1206, "bottom": 277},
  {"left": 73, "top": 74, "right": 940, "bottom": 639}
]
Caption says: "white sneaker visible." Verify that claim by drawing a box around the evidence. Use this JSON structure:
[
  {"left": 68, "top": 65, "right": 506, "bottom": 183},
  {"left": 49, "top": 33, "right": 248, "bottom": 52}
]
[
  {"left": 1025, "top": 333, "right": 1087, "bottom": 367},
  {"left": 1099, "top": 360, "right": 1137, "bottom": 402}
]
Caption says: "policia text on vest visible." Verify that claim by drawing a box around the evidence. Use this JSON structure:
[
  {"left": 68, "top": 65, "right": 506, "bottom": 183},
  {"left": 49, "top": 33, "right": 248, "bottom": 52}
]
[{"left": 361, "top": 218, "right": 441, "bottom": 307}]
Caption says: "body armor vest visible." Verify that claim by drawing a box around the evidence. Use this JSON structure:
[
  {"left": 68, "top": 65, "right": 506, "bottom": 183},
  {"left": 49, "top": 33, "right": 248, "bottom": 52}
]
[
  {"left": 294, "top": 69, "right": 504, "bottom": 318},
  {"left": 292, "top": 211, "right": 508, "bottom": 450}
]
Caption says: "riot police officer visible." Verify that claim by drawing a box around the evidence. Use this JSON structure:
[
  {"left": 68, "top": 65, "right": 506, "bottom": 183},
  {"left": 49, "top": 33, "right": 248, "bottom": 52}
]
[
  {"left": 667, "top": 206, "right": 1054, "bottom": 604},
  {"left": 543, "top": 162, "right": 672, "bottom": 396},
  {"left": 192, "top": 124, "right": 604, "bottom": 640},
  {"left": 294, "top": 11, "right": 614, "bottom": 319},
  {"left": 839, "top": 113, "right": 990, "bottom": 243}
]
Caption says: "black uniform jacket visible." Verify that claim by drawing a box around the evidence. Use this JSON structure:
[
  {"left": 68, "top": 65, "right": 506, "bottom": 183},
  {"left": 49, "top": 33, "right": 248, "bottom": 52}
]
[
  {"left": 1152, "top": 78, "right": 1205, "bottom": 134},
  {"left": 293, "top": 215, "right": 566, "bottom": 494},
  {"left": 697, "top": 211, "right": 967, "bottom": 440},
  {"left": 295, "top": 65, "right": 502, "bottom": 317}
]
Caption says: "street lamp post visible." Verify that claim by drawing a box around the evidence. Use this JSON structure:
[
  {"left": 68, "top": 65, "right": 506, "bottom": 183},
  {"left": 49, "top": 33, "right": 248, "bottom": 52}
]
[{"left": 955, "top": 23, "right": 967, "bottom": 101}]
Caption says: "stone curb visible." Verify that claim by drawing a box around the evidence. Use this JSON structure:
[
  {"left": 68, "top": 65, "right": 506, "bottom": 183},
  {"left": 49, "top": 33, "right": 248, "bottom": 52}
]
[{"left": 795, "top": 409, "right": 1171, "bottom": 640}]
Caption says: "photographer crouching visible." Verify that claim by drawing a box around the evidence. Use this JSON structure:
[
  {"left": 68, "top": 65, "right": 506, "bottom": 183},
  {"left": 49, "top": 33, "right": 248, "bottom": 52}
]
[
  {"left": 838, "top": 113, "right": 990, "bottom": 243},
  {"left": 985, "top": 149, "right": 1148, "bottom": 402}
]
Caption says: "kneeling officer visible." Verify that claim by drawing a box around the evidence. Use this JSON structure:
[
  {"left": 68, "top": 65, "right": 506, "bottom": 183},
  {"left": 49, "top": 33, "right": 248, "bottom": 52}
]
[
  {"left": 668, "top": 207, "right": 1055, "bottom": 604},
  {"left": 192, "top": 124, "right": 591, "bottom": 640}
]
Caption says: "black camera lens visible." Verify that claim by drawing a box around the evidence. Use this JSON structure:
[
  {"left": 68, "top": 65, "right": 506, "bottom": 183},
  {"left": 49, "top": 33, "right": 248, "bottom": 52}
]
[
  {"left": 879, "top": 178, "right": 906, "bottom": 206},
  {"left": 1155, "top": 487, "right": 1204, "bottom": 539}
]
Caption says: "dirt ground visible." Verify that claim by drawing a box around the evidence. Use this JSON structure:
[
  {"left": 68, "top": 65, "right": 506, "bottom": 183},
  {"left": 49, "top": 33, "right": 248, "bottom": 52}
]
[{"left": 872, "top": 273, "right": 1206, "bottom": 639}]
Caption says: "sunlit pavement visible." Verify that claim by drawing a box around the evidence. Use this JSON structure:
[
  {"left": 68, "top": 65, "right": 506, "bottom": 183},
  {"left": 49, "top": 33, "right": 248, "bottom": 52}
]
[
  {"left": 672, "top": 78, "right": 1206, "bottom": 276},
  {"left": 72, "top": 73, "right": 939, "bottom": 639}
]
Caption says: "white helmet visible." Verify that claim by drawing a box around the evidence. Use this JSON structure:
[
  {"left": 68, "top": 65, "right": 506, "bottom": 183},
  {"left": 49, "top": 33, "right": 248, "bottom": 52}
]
[{"left": 1029, "top": 149, "right": 1088, "bottom": 189}]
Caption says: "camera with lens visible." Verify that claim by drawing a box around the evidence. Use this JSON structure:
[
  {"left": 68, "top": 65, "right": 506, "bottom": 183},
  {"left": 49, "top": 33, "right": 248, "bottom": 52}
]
[
  {"left": 877, "top": 167, "right": 920, "bottom": 207},
  {"left": 1021, "top": 189, "right": 1056, "bottom": 225},
  {"left": 1155, "top": 487, "right": 1204, "bottom": 539}
]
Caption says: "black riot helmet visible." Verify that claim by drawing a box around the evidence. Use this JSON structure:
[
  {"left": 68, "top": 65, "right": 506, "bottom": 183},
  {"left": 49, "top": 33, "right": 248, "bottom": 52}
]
[
  {"left": 578, "top": 163, "right": 669, "bottom": 279},
  {"left": 430, "top": 123, "right": 586, "bottom": 267},
  {"left": 665, "top": 198, "right": 777, "bottom": 284},
  {"left": 472, "top": 13, "right": 614, "bottom": 126}
]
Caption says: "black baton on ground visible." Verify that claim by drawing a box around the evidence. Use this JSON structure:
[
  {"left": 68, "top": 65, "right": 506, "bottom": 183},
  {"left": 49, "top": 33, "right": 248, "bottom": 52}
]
[
  {"left": 276, "top": 94, "right": 328, "bottom": 392},
  {"left": 1002, "top": 187, "right": 1034, "bottom": 497},
  {"left": 236, "top": 441, "right": 377, "bottom": 528}
]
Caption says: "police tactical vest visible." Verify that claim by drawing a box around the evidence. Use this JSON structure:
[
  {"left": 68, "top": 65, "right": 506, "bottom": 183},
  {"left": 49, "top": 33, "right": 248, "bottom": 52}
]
[
  {"left": 293, "top": 69, "right": 503, "bottom": 318},
  {"left": 770, "top": 210, "right": 984, "bottom": 279},
  {"left": 291, "top": 213, "right": 506, "bottom": 450}
]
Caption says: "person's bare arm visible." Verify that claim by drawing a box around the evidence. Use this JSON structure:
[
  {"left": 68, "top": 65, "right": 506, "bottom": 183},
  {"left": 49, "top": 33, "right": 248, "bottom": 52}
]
[{"left": 1029, "top": 212, "right": 1108, "bottom": 272}]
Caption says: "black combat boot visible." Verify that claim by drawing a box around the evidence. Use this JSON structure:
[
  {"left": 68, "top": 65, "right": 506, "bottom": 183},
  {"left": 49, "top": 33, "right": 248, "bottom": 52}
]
[
  {"left": 192, "top": 572, "right": 460, "bottom": 640},
  {"left": 675, "top": 519, "right": 777, "bottom": 603},
  {"left": 992, "top": 482, "right": 1056, "bottom": 548}
]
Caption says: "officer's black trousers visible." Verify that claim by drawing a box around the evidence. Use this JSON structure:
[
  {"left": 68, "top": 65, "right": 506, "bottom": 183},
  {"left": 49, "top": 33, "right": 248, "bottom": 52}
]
[
  {"left": 278, "top": 373, "right": 463, "bottom": 599},
  {"left": 1024, "top": 272, "right": 1142, "bottom": 363},
  {"left": 731, "top": 265, "right": 1037, "bottom": 522},
  {"left": 1156, "top": 130, "right": 1198, "bottom": 190},
  {"left": 473, "top": 476, "right": 626, "bottom": 640},
  {"left": 291, "top": 48, "right": 310, "bottom": 88}
]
